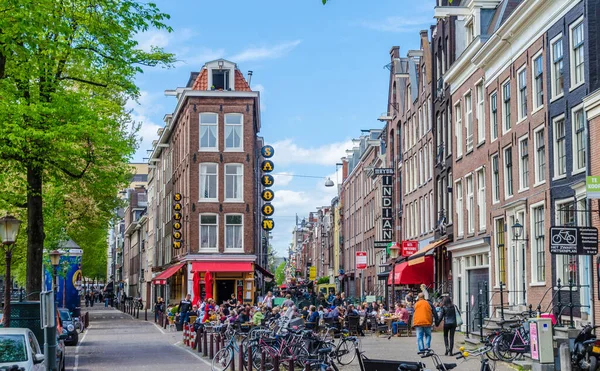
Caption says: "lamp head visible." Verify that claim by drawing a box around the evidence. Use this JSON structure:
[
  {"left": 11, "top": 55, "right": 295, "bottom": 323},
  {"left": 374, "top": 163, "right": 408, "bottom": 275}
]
[
  {"left": 0, "top": 215, "right": 21, "bottom": 245},
  {"left": 512, "top": 220, "right": 523, "bottom": 240},
  {"left": 49, "top": 249, "right": 62, "bottom": 267}
]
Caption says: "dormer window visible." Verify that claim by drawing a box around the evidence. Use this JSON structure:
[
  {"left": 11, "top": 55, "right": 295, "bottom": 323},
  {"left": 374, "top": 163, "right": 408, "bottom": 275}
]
[{"left": 212, "top": 69, "right": 230, "bottom": 90}]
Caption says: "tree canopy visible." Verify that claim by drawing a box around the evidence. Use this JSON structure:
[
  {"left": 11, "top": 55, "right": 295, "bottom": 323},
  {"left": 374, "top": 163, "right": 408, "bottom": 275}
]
[
  {"left": 0, "top": 0, "right": 174, "bottom": 296},
  {"left": 275, "top": 262, "right": 286, "bottom": 286}
]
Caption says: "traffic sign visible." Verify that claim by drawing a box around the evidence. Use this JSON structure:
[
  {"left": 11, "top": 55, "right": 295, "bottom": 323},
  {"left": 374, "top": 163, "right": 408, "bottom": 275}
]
[
  {"left": 356, "top": 251, "right": 367, "bottom": 270},
  {"left": 549, "top": 226, "right": 598, "bottom": 255},
  {"left": 402, "top": 240, "right": 418, "bottom": 257}
]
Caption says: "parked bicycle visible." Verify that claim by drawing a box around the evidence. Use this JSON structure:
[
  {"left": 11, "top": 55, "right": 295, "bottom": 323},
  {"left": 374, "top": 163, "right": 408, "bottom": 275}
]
[
  {"left": 492, "top": 312, "right": 532, "bottom": 361},
  {"left": 456, "top": 346, "right": 496, "bottom": 371}
]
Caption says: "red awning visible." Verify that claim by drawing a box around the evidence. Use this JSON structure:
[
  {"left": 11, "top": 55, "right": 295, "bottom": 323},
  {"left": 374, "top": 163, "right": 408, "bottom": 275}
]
[
  {"left": 152, "top": 263, "right": 185, "bottom": 285},
  {"left": 387, "top": 256, "right": 434, "bottom": 286},
  {"left": 255, "top": 263, "right": 275, "bottom": 279},
  {"left": 191, "top": 261, "right": 253, "bottom": 273}
]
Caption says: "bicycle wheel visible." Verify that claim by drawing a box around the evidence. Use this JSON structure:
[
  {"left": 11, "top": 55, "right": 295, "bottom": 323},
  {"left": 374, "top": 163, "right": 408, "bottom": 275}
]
[
  {"left": 336, "top": 339, "right": 357, "bottom": 365},
  {"left": 493, "top": 333, "right": 517, "bottom": 362},
  {"left": 212, "top": 348, "right": 233, "bottom": 371}
]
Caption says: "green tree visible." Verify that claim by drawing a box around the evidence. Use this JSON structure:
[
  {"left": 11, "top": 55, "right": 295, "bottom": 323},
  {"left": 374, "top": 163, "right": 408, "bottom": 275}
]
[
  {"left": 0, "top": 0, "right": 174, "bottom": 297},
  {"left": 275, "top": 262, "right": 286, "bottom": 286}
]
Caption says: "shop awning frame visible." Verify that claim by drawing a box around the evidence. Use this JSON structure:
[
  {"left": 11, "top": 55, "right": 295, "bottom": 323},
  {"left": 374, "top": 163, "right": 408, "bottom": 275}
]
[
  {"left": 191, "top": 261, "right": 253, "bottom": 273},
  {"left": 152, "top": 262, "right": 185, "bottom": 285},
  {"left": 407, "top": 237, "right": 449, "bottom": 261},
  {"left": 254, "top": 263, "right": 274, "bottom": 279},
  {"left": 387, "top": 256, "right": 434, "bottom": 286}
]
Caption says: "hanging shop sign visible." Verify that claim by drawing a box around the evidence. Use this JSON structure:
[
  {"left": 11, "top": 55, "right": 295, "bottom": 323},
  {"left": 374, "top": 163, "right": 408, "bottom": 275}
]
[
  {"left": 260, "top": 145, "right": 276, "bottom": 232},
  {"left": 173, "top": 193, "right": 183, "bottom": 249},
  {"left": 402, "top": 240, "right": 418, "bottom": 257},
  {"left": 586, "top": 176, "right": 600, "bottom": 199},
  {"left": 549, "top": 226, "right": 598, "bottom": 255}
]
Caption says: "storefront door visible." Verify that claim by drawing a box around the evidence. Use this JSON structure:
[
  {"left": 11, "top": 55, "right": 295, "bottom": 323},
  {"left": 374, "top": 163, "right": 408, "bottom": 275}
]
[
  {"left": 217, "top": 280, "right": 235, "bottom": 304},
  {"left": 468, "top": 268, "right": 488, "bottom": 332}
]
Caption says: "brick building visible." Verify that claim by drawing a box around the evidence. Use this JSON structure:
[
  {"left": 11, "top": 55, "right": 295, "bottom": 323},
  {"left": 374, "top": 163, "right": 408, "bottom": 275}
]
[{"left": 148, "top": 59, "right": 265, "bottom": 305}]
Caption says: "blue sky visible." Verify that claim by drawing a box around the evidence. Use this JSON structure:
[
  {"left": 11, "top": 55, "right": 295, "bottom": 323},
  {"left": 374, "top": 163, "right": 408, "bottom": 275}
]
[{"left": 130, "top": 0, "right": 436, "bottom": 256}]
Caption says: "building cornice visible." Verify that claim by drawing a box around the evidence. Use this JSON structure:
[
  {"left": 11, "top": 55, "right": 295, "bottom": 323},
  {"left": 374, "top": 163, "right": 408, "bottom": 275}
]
[
  {"left": 584, "top": 89, "right": 600, "bottom": 120},
  {"left": 443, "top": 38, "right": 482, "bottom": 94}
]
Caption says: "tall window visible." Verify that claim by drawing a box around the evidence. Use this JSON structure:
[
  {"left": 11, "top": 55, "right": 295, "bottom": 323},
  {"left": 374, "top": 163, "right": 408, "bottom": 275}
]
[
  {"left": 225, "top": 164, "right": 243, "bottom": 200},
  {"left": 225, "top": 114, "right": 243, "bottom": 150},
  {"left": 424, "top": 194, "right": 429, "bottom": 232},
  {"left": 225, "top": 215, "right": 243, "bottom": 250},
  {"left": 533, "top": 55, "right": 544, "bottom": 109},
  {"left": 534, "top": 128, "right": 546, "bottom": 184},
  {"left": 519, "top": 138, "right": 529, "bottom": 190},
  {"left": 200, "top": 214, "right": 218, "bottom": 249},
  {"left": 504, "top": 147, "right": 513, "bottom": 197},
  {"left": 476, "top": 82, "right": 485, "bottom": 143},
  {"left": 447, "top": 172, "right": 453, "bottom": 223},
  {"left": 518, "top": 68, "right": 527, "bottom": 120},
  {"left": 554, "top": 117, "right": 566, "bottom": 177},
  {"left": 490, "top": 92, "right": 498, "bottom": 140},
  {"left": 456, "top": 180, "right": 464, "bottom": 237},
  {"left": 477, "top": 169, "right": 486, "bottom": 230},
  {"left": 502, "top": 81, "right": 511, "bottom": 132},
  {"left": 573, "top": 107, "right": 586, "bottom": 172},
  {"left": 496, "top": 218, "right": 506, "bottom": 285},
  {"left": 571, "top": 21, "right": 584, "bottom": 87},
  {"left": 466, "top": 175, "right": 474, "bottom": 234},
  {"left": 200, "top": 163, "right": 218, "bottom": 200},
  {"left": 552, "top": 37, "right": 564, "bottom": 97},
  {"left": 200, "top": 113, "right": 218, "bottom": 150},
  {"left": 532, "top": 205, "right": 545, "bottom": 282},
  {"left": 466, "top": 92, "right": 473, "bottom": 151},
  {"left": 492, "top": 154, "right": 500, "bottom": 203},
  {"left": 455, "top": 103, "right": 463, "bottom": 157}
]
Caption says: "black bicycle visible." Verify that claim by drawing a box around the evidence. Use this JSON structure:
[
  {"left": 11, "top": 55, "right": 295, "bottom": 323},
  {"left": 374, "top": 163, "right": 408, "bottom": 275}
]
[{"left": 456, "top": 346, "right": 495, "bottom": 371}]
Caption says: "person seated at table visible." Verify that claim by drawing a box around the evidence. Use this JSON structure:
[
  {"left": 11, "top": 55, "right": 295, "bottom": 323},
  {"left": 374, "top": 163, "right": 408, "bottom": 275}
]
[
  {"left": 305, "top": 305, "right": 320, "bottom": 330},
  {"left": 317, "top": 305, "right": 325, "bottom": 322},
  {"left": 391, "top": 303, "right": 410, "bottom": 336},
  {"left": 271, "top": 306, "right": 281, "bottom": 320},
  {"left": 237, "top": 308, "right": 251, "bottom": 323},
  {"left": 325, "top": 305, "right": 340, "bottom": 319},
  {"left": 301, "top": 306, "right": 309, "bottom": 319},
  {"left": 252, "top": 306, "right": 266, "bottom": 325},
  {"left": 282, "top": 294, "right": 295, "bottom": 308},
  {"left": 346, "top": 304, "right": 359, "bottom": 316}
]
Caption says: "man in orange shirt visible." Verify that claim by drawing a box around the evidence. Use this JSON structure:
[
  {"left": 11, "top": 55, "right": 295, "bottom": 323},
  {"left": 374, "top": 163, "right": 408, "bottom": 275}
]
[{"left": 412, "top": 293, "right": 439, "bottom": 351}]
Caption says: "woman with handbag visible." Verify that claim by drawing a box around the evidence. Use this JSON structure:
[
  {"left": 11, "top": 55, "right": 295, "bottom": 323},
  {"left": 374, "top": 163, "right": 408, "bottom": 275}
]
[{"left": 436, "top": 296, "right": 461, "bottom": 356}]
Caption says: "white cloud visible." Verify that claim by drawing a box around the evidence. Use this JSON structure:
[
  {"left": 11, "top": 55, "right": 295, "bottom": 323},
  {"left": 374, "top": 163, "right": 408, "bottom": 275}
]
[
  {"left": 272, "top": 139, "right": 353, "bottom": 166},
  {"left": 175, "top": 47, "right": 226, "bottom": 68},
  {"left": 136, "top": 30, "right": 171, "bottom": 52},
  {"left": 229, "top": 40, "right": 302, "bottom": 62},
  {"left": 252, "top": 84, "right": 266, "bottom": 111},
  {"left": 360, "top": 16, "right": 432, "bottom": 33},
  {"left": 273, "top": 172, "right": 293, "bottom": 186}
]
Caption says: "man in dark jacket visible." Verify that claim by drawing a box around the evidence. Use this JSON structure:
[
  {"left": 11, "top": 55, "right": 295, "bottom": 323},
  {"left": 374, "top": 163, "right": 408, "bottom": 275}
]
[{"left": 179, "top": 294, "right": 192, "bottom": 323}]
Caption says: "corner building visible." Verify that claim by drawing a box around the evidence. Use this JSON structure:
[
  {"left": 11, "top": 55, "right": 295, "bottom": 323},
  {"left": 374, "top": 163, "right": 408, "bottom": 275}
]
[{"left": 148, "top": 59, "right": 264, "bottom": 305}]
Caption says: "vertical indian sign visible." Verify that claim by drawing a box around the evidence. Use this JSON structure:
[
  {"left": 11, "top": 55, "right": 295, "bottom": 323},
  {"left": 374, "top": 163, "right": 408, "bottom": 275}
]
[
  {"left": 381, "top": 173, "right": 393, "bottom": 241},
  {"left": 173, "top": 193, "right": 183, "bottom": 249},
  {"left": 260, "top": 145, "right": 275, "bottom": 232}
]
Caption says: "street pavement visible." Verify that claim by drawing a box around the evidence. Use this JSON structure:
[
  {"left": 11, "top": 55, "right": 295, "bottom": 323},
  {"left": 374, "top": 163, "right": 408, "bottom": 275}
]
[
  {"left": 66, "top": 305, "right": 514, "bottom": 371},
  {"left": 65, "top": 304, "right": 211, "bottom": 371}
]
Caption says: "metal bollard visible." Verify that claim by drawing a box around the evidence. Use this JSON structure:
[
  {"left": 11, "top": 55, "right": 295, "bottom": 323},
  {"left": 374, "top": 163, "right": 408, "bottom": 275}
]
[
  {"left": 247, "top": 344, "right": 253, "bottom": 371},
  {"left": 261, "top": 350, "right": 266, "bottom": 371},
  {"left": 229, "top": 348, "right": 235, "bottom": 371},
  {"left": 197, "top": 330, "right": 202, "bottom": 353},
  {"left": 221, "top": 335, "right": 225, "bottom": 348},
  {"left": 163, "top": 315, "right": 167, "bottom": 329},
  {"left": 304, "top": 361, "right": 311, "bottom": 371},
  {"left": 238, "top": 343, "right": 244, "bottom": 371},
  {"left": 145, "top": 309, "right": 147, "bottom": 321},
  {"left": 288, "top": 357, "right": 294, "bottom": 371},
  {"left": 216, "top": 334, "right": 221, "bottom": 353},
  {"left": 209, "top": 333, "right": 214, "bottom": 359},
  {"left": 203, "top": 331, "right": 208, "bottom": 357},
  {"left": 273, "top": 355, "right": 280, "bottom": 371},
  {"left": 137, "top": 307, "right": 140, "bottom": 319},
  {"left": 559, "top": 342, "right": 572, "bottom": 371}
]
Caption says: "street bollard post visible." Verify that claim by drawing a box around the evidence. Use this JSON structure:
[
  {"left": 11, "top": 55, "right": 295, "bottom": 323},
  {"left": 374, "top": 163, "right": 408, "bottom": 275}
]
[
  {"left": 229, "top": 350, "right": 235, "bottom": 371},
  {"left": 209, "top": 333, "right": 214, "bottom": 359},
  {"left": 273, "top": 355, "right": 280, "bottom": 371},
  {"left": 288, "top": 357, "right": 294, "bottom": 371},
  {"left": 247, "top": 344, "right": 253, "bottom": 371},
  {"left": 197, "top": 330, "right": 202, "bottom": 353},
  {"left": 216, "top": 334, "right": 221, "bottom": 353},
  {"left": 238, "top": 343, "right": 244, "bottom": 371},
  {"left": 261, "top": 350, "right": 266, "bottom": 371},
  {"left": 145, "top": 309, "right": 147, "bottom": 321},
  {"left": 203, "top": 331, "right": 208, "bottom": 357}
]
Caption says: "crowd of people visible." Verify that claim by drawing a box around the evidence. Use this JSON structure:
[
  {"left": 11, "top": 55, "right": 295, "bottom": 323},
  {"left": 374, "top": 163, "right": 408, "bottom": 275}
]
[{"left": 153, "top": 288, "right": 461, "bottom": 356}]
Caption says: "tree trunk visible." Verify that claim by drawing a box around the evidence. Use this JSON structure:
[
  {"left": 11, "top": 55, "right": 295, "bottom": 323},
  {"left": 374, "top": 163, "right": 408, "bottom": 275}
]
[
  {"left": 3, "top": 249, "right": 12, "bottom": 327},
  {"left": 26, "top": 165, "right": 44, "bottom": 300}
]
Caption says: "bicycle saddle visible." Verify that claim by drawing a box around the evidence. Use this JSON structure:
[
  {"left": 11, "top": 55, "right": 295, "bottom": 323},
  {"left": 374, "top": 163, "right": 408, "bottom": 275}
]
[
  {"left": 509, "top": 323, "right": 521, "bottom": 329},
  {"left": 399, "top": 364, "right": 421, "bottom": 371},
  {"left": 438, "top": 363, "right": 457, "bottom": 370}
]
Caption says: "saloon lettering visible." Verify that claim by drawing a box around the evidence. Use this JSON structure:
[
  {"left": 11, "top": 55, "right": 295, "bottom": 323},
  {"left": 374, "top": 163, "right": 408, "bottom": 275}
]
[{"left": 173, "top": 193, "right": 183, "bottom": 249}]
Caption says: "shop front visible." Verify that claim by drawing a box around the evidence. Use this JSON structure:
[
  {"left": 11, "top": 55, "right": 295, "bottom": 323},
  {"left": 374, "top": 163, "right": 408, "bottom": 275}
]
[
  {"left": 190, "top": 261, "right": 256, "bottom": 305},
  {"left": 152, "top": 262, "right": 186, "bottom": 306}
]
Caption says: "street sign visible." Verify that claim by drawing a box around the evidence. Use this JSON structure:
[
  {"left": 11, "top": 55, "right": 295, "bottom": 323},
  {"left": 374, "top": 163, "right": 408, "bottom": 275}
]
[
  {"left": 309, "top": 266, "right": 317, "bottom": 280},
  {"left": 402, "top": 240, "right": 418, "bottom": 257},
  {"left": 587, "top": 176, "right": 600, "bottom": 199},
  {"left": 549, "top": 226, "right": 598, "bottom": 255},
  {"left": 374, "top": 168, "right": 394, "bottom": 175},
  {"left": 374, "top": 241, "right": 390, "bottom": 248},
  {"left": 356, "top": 251, "right": 367, "bottom": 270}
]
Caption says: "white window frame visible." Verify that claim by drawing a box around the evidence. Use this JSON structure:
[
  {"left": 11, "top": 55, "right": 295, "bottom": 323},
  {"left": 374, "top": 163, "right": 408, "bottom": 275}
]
[
  {"left": 532, "top": 50, "right": 544, "bottom": 112},
  {"left": 518, "top": 135, "right": 529, "bottom": 192},
  {"left": 494, "top": 216, "right": 506, "bottom": 287},
  {"left": 466, "top": 174, "right": 474, "bottom": 234},
  {"left": 455, "top": 101, "right": 463, "bottom": 158},
  {"left": 492, "top": 153, "right": 500, "bottom": 204},
  {"left": 517, "top": 66, "right": 527, "bottom": 122},
  {"left": 456, "top": 179, "right": 464, "bottom": 237},
  {"left": 569, "top": 17, "right": 585, "bottom": 90},
  {"left": 477, "top": 168, "right": 486, "bottom": 231},
  {"left": 550, "top": 33, "right": 564, "bottom": 101},
  {"left": 490, "top": 91, "right": 498, "bottom": 142},
  {"left": 502, "top": 80, "right": 511, "bottom": 134},
  {"left": 553, "top": 114, "right": 567, "bottom": 180},
  {"left": 224, "top": 113, "right": 244, "bottom": 151},
  {"left": 224, "top": 163, "right": 244, "bottom": 202},
  {"left": 199, "top": 213, "right": 218, "bottom": 251},
  {"left": 571, "top": 103, "right": 587, "bottom": 175},
  {"left": 476, "top": 81, "right": 485, "bottom": 145},
  {"left": 465, "top": 91, "right": 473, "bottom": 152},
  {"left": 533, "top": 126, "right": 546, "bottom": 186},
  {"left": 529, "top": 200, "right": 546, "bottom": 285},
  {"left": 225, "top": 214, "right": 244, "bottom": 251},
  {"left": 199, "top": 112, "right": 219, "bottom": 151},
  {"left": 199, "top": 163, "right": 218, "bottom": 202},
  {"left": 503, "top": 146, "right": 513, "bottom": 199}
]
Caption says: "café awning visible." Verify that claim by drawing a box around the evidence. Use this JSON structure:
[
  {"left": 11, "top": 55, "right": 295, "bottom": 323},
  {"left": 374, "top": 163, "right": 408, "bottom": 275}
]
[
  {"left": 407, "top": 238, "right": 449, "bottom": 261},
  {"left": 387, "top": 256, "right": 434, "bottom": 286},
  {"left": 152, "top": 263, "right": 185, "bottom": 285},
  {"left": 191, "top": 261, "right": 253, "bottom": 273}
]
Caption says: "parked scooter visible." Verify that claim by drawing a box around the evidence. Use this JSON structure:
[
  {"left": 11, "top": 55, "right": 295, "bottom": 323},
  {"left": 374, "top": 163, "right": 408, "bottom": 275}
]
[{"left": 572, "top": 325, "right": 600, "bottom": 371}]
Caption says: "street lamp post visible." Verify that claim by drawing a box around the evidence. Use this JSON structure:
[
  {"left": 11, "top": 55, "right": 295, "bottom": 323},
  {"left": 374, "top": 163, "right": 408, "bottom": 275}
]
[
  {"left": 46, "top": 249, "right": 62, "bottom": 371},
  {"left": 0, "top": 215, "right": 22, "bottom": 328}
]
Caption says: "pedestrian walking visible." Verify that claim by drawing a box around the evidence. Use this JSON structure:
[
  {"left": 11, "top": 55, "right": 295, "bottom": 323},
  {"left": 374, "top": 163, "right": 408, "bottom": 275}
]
[
  {"left": 436, "top": 296, "right": 459, "bottom": 355},
  {"left": 179, "top": 294, "right": 192, "bottom": 323},
  {"left": 262, "top": 291, "right": 274, "bottom": 308},
  {"left": 412, "top": 293, "right": 439, "bottom": 351}
]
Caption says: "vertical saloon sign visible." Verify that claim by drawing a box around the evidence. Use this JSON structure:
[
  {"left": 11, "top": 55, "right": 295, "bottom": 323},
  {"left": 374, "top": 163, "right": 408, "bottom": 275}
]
[{"left": 261, "top": 145, "right": 275, "bottom": 232}]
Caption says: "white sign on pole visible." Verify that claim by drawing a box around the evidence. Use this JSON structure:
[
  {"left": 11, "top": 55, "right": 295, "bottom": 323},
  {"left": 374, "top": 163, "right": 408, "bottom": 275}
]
[{"left": 356, "top": 251, "right": 367, "bottom": 270}]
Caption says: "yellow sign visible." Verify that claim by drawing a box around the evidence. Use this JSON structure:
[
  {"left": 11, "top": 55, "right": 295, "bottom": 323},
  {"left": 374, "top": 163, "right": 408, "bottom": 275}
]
[
  {"left": 261, "top": 160, "right": 274, "bottom": 173},
  {"left": 173, "top": 222, "right": 182, "bottom": 230},
  {"left": 174, "top": 213, "right": 182, "bottom": 220},
  {"left": 173, "top": 231, "right": 182, "bottom": 239},
  {"left": 174, "top": 193, "right": 182, "bottom": 201},
  {"left": 174, "top": 203, "right": 182, "bottom": 211},
  {"left": 261, "top": 189, "right": 274, "bottom": 202},
  {"left": 173, "top": 241, "right": 182, "bottom": 249},
  {"left": 309, "top": 266, "right": 317, "bottom": 280},
  {"left": 262, "top": 203, "right": 274, "bottom": 216},
  {"left": 261, "top": 175, "right": 274, "bottom": 187},
  {"left": 262, "top": 218, "right": 274, "bottom": 231},
  {"left": 261, "top": 145, "right": 274, "bottom": 158}
]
